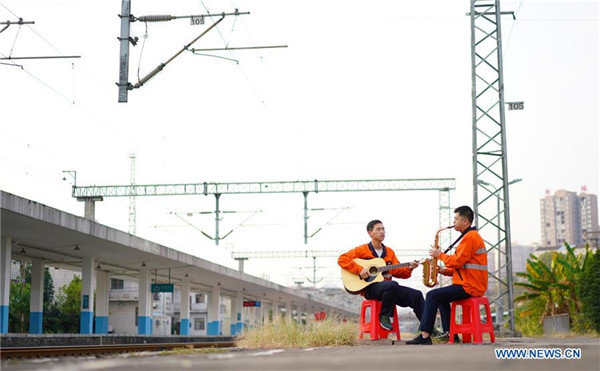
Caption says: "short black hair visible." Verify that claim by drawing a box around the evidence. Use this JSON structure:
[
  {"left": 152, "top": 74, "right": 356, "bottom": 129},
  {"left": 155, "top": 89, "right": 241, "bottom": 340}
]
[
  {"left": 454, "top": 206, "right": 474, "bottom": 223},
  {"left": 366, "top": 220, "right": 383, "bottom": 232}
]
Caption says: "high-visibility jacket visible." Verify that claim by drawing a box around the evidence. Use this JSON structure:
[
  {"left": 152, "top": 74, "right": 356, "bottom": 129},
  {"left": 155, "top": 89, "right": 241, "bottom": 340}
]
[
  {"left": 338, "top": 242, "right": 413, "bottom": 280},
  {"left": 439, "top": 229, "right": 488, "bottom": 297}
]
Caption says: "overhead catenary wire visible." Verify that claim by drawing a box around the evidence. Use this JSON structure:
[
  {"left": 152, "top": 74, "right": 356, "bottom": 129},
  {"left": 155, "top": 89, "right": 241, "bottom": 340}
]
[
  {"left": 0, "top": 50, "right": 73, "bottom": 103},
  {"left": 0, "top": 61, "right": 20, "bottom": 67},
  {"left": 0, "top": 2, "right": 112, "bottom": 94},
  {"left": 71, "top": 62, "right": 75, "bottom": 104},
  {"left": 0, "top": 50, "right": 134, "bottom": 148},
  {"left": 191, "top": 52, "right": 239, "bottom": 64},
  {"left": 191, "top": 45, "right": 288, "bottom": 52},
  {"left": 137, "top": 21, "right": 149, "bottom": 83},
  {"left": 7, "top": 21, "right": 21, "bottom": 57},
  {"left": 229, "top": 0, "right": 266, "bottom": 63},
  {"left": 0, "top": 55, "right": 80, "bottom": 60},
  {"left": 504, "top": 0, "right": 526, "bottom": 57},
  {"left": 198, "top": 0, "right": 266, "bottom": 105},
  {"left": 0, "top": 3, "right": 171, "bottom": 151}
]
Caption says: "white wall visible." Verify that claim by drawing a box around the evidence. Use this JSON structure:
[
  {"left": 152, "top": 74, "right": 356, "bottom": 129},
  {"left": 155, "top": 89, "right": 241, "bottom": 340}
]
[{"left": 108, "top": 301, "right": 138, "bottom": 334}]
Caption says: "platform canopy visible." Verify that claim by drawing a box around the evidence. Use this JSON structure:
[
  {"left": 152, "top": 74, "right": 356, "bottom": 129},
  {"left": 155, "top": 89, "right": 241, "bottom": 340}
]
[{"left": 0, "top": 191, "right": 355, "bottom": 315}]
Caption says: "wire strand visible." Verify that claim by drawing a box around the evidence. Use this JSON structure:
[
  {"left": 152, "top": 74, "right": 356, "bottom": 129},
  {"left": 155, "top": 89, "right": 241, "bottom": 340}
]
[
  {"left": 230, "top": 0, "right": 266, "bottom": 65},
  {"left": 504, "top": 0, "right": 527, "bottom": 57},
  {"left": 71, "top": 62, "right": 75, "bottom": 104},
  {"left": 8, "top": 23, "right": 21, "bottom": 57},
  {"left": 198, "top": 0, "right": 266, "bottom": 105},
  {"left": 137, "top": 22, "right": 149, "bottom": 83},
  {"left": 0, "top": 2, "right": 114, "bottom": 94},
  {"left": 226, "top": 14, "right": 237, "bottom": 48}
]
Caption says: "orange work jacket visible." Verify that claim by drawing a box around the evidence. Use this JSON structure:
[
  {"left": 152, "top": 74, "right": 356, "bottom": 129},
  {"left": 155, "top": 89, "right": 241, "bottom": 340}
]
[
  {"left": 439, "top": 229, "right": 488, "bottom": 297},
  {"left": 338, "top": 242, "right": 413, "bottom": 280}
]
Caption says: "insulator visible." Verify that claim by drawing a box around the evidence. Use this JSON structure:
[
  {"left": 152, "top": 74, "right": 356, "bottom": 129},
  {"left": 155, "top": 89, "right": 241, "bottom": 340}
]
[
  {"left": 136, "top": 15, "right": 174, "bottom": 23},
  {"left": 133, "top": 63, "right": 165, "bottom": 89}
]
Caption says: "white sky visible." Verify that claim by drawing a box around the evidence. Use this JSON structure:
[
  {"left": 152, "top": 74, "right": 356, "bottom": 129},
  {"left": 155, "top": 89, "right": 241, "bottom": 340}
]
[{"left": 0, "top": 0, "right": 598, "bottom": 290}]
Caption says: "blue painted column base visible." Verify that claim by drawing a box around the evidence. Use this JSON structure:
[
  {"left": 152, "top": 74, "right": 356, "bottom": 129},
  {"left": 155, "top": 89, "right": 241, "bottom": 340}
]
[
  {"left": 207, "top": 320, "right": 221, "bottom": 336},
  {"left": 138, "top": 316, "right": 153, "bottom": 335},
  {"left": 230, "top": 322, "right": 244, "bottom": 335},
  {"left": 80, "top": 311, "right": 94, "bottom": 334},
  {"left": 95, "top": 316, "right": 108, "bottom": 334},
  {"left": 0, "top": 305, "right": 8, "bottom": 334},
  {"left": 180, "top": 318, "right": 190, "bottom": 335},
  {"left": 29, "top": 312, "right": 43, "bottom": 334}
]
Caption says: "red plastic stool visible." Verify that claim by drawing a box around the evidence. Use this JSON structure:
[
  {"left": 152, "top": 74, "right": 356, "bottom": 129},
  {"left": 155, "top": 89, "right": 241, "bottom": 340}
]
[
  {"left": 359, "top": 300, "right": 401, "bottom": 341},
  {"left": 449, "top": 296, "right": 495, "bottom": 344},
  {"left": 314, "top": 311, "right": 327, "bottom": 321}
]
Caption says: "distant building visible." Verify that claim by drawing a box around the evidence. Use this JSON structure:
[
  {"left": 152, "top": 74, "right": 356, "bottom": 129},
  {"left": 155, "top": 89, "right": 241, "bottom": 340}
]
[
  {"left": 299, "top": 286, "right": 363, "bottom": 314},
  {"left": 108, "top": 278, "right": 213, "bottom": 335},
  {"left": 511, "top": 243, "right": 538, "bottom": 273},
  {"left": 579, "top": 187, "right": 599, "bottom": 236},
  {"left": 486, "top": 243, "right": 537, "bottom": 274},
  {"left": 540, "top": 187, "right": 598, "bottom": 248}
]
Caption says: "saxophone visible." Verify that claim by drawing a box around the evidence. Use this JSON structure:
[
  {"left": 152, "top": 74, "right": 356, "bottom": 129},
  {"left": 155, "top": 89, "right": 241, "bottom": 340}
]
[{"left": 422, "top": 226, "right": 453, "bottom": 287}]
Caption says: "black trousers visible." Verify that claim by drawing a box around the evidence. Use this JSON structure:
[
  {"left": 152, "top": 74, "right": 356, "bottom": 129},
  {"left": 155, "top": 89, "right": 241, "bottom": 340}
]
[
  {"left": 364, "top": 280, "right": 424, "bottom": 320},
  {"left": 419, "top": 284, "right": 471, "bottom": 333}
]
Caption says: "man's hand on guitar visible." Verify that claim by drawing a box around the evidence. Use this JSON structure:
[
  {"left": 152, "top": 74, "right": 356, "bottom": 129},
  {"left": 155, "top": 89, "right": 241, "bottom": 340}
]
[
  {"left": 359, "top": 268, "right": 369, "bottom": 279},
  {"left": 409, "top": 260, "right": 419, "bottom": 270}
]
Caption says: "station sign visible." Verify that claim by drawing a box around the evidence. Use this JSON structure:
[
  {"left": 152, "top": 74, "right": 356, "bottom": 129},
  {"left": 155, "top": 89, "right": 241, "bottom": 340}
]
[
  {"left": 506, "top": 101, "right": 524, "bottom": 110},
  {"left": 151, "top": 283, "right": 174, "bottom": 293},
  {"left": 243, "top": 300, "right": 261, "bottom": 307},
  {"left": 190, "top": 15, "right": 205, "bottom": 26}
]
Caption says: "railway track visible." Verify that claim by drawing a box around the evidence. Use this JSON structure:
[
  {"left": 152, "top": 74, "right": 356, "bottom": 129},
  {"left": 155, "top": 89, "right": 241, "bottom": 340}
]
[{"left": 0, "top": 341, "right": 235, "bottom": 360}]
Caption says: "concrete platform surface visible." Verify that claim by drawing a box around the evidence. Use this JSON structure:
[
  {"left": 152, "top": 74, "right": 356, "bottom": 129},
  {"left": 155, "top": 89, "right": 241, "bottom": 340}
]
[{"left": 2, "top": 337, "right": 599, "bottom": 371}]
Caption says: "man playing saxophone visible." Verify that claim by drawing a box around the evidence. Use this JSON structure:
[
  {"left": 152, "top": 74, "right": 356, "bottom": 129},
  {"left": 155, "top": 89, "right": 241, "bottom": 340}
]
[{"left": 407, "top": 206, "right": 488, "bottom": 345}]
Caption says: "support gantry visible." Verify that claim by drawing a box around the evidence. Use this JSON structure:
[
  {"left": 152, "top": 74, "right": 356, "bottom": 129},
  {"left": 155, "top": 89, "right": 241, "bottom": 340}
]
[{"left": 72, "top": 178, "right": 455, "bottom": 245}]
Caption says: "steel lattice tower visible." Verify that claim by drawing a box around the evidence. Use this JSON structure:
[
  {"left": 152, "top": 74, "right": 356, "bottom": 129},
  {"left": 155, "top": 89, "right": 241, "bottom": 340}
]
[
  {"left": 470, "top": 0, "right": 515, "bottom": 331},
  {"left": 128, "top": 153, "right": 137, "bottom": 235},
  {"left": 437, "top": 188, "right": 452, "bottom": 287}
]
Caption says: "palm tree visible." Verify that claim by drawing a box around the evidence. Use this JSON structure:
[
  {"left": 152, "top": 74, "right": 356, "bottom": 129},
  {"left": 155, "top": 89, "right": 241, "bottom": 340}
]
[
  {"left": 515, "top": 243, "right": 593, "bottom": 324},
  {"left": 515, "top": 252, "right": 568, "bottom": 322}
]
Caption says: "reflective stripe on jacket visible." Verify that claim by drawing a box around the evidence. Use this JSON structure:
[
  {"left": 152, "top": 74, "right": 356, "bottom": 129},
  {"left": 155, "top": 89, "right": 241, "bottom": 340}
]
[{"left": 439, "top": 230, "right": 488, "bottom": 297}]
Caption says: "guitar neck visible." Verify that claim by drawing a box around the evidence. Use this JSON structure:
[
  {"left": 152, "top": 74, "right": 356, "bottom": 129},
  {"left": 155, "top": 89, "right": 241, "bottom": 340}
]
[{"left": 378, "top": 262, "right": 411, "bottom": 273}]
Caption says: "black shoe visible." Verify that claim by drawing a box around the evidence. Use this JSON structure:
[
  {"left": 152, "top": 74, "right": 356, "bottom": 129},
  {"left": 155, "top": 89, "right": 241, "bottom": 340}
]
[
  {"left": 452, "top": 334, "right": 460, "bottom": 344},
  {"left": 406, "top": 334, "right": 432, "bottom": 345},
  {"left": 379, "top": 314, "right": 393, "bottom": 331}
]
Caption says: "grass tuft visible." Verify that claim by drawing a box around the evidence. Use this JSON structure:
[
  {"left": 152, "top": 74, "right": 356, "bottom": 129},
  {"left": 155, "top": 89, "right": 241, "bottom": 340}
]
[{"left": 235, "top": 316, "right": 359, "bottom": 349}]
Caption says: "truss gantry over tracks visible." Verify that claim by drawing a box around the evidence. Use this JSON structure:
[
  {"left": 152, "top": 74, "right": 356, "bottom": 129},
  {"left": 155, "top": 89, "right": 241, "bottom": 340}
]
[
  {"left": 72, "top": 178, "right": 456, "bottom": 197},
  {"left": 71, "top": 178, "right": 455, "bottom": 245}
]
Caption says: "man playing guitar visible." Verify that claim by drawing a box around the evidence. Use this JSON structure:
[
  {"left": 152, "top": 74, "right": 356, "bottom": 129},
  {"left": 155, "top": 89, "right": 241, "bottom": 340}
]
[{"left": 338, "top": 220, "right": 422, "bottom": 331}]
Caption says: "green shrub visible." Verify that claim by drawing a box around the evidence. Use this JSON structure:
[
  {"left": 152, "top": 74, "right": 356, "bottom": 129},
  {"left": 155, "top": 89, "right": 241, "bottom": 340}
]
[{"left": 577, "top": 249, "right": 600, "bottom": 333}]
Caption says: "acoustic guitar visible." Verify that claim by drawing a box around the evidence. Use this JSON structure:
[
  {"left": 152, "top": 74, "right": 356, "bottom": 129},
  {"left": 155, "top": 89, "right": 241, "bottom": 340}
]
[{"left": 341, "top": 258, "right": 413, "bottom": 294}]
